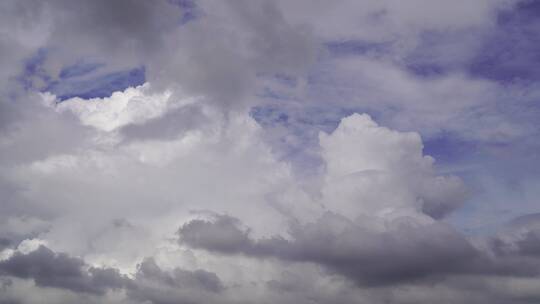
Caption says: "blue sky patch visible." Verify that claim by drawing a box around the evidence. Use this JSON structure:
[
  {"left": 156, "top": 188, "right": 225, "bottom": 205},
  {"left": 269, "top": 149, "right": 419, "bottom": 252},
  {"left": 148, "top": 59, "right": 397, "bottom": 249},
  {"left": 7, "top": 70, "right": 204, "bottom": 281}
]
[
  {"left": 59, "top": 62, "right": 105, "bottom": 79},
  {"left": 468, "top": 1, "right": 540, "bottom": 82},
  {"left": 48, "top": 66, "right": 145, "bottom": 101}
]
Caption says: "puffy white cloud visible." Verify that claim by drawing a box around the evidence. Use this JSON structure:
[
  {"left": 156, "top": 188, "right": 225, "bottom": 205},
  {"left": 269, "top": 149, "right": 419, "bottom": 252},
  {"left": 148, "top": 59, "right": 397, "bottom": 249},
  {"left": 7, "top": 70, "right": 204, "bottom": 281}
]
[
  {"left": 55, "top": 84, "right": 181, "bottom": 132},
  {"left": 320, "top": 113, "right": 466, "bottom": 220}
]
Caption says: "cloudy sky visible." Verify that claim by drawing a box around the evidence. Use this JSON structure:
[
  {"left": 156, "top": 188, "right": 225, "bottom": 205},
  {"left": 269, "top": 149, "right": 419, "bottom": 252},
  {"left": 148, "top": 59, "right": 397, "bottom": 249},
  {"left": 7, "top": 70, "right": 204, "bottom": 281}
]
[{"left": 1, "top": 0, "right": 540, "bottom": 303}]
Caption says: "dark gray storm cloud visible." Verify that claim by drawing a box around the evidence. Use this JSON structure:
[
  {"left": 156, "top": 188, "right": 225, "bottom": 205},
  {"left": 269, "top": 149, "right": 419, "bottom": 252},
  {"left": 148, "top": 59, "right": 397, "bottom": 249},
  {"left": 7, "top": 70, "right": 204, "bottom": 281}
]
[
  {"left": 0, "top": 245, "right": 127, "bottom": 295},
  {"left": 179, "top": 213, "right": 540, "bottom": 286},
  {"left": 136, "top": 257, "right": 223, "bottom": 293},
  {"left": 0, "top": 246, "right": 225, "bottom": 304},
  {"left": 127, "top": 258, "right": 224, "bottom": 304},
  {"left": 179, "top": 215, "right": 256, "bottom": 255}
]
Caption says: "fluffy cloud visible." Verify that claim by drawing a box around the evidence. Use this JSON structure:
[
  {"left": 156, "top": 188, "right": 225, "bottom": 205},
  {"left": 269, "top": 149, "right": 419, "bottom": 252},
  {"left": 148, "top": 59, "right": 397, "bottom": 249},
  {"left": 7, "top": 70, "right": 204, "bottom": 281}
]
[
  {"left": 2, "top": 94, "right": 537, "bottom": 302},
  {"left": 55, "top": 84, "right": 179, "bottom": 132},
  {"left": 319, "top": 114, "right": 467, "bottom": 219}
]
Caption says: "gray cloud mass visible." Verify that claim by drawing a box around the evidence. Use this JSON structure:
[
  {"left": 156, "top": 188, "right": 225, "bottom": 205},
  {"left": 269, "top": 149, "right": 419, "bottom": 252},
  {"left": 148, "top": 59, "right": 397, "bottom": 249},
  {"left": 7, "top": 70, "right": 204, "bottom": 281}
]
[{"left": 178, "top": 213, "right": 540, "bottom": 286}]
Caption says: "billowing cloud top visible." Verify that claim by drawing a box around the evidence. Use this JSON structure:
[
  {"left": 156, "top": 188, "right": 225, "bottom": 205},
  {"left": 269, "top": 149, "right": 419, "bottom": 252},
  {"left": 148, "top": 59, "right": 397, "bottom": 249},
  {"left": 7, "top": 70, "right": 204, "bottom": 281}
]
[{"left": 2, "top": 1, "right": 540, "bottom": 303}]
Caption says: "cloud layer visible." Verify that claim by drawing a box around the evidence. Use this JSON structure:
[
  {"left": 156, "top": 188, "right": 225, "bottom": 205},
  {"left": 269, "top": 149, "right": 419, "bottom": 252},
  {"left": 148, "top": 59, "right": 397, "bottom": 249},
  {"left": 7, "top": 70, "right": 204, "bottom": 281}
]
[{"left": 2, "top": 1, "right": 540, "bottom": 303}]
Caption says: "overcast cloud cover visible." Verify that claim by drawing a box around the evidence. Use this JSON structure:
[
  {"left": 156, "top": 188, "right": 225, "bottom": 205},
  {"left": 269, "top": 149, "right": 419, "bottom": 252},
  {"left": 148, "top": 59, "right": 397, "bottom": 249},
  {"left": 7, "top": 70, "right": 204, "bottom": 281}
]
[{"left": 2, "top": 0, "right": 540, "bottom": 303}]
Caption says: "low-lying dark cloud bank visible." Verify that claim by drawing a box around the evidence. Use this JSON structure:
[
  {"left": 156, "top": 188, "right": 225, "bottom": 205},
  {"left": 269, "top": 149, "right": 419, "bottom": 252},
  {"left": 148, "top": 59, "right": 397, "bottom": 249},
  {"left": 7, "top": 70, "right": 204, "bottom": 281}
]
[
  {"left": 178, "top": 213, "right": 540, "bottom": 286},
  {"left": 2, "top": 211, "right": 540, "bottom": 303}
]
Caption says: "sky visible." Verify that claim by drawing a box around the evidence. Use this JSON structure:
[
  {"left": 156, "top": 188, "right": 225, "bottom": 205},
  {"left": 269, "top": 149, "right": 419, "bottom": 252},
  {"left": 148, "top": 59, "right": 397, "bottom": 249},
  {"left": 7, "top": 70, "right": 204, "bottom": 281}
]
[{"left": 1, "top": 0, "right": 540, "bottom": 303}]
